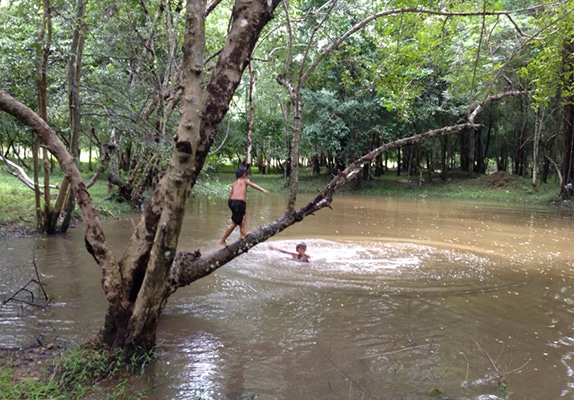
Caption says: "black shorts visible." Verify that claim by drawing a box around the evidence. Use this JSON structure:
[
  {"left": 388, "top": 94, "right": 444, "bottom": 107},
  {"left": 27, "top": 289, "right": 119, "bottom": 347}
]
[{"left": 228, "top": 199, "right": 246, "bottom": 225}]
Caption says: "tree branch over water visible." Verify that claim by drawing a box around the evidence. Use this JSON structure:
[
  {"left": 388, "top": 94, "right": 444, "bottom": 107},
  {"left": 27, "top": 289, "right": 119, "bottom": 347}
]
[{"left": 170, "top": 91, "right": 529, "bottom": 289}]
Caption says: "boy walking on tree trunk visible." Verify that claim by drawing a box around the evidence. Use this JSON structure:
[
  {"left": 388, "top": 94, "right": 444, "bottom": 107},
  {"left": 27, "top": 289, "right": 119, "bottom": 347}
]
[{"left": 219, "top": 167, "right": 269, "bottom": 246}]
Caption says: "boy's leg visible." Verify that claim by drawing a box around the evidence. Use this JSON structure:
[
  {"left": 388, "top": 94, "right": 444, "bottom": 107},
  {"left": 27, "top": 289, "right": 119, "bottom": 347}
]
[
  {"left": 219, "top": 222, "right": 236, "bottom": 246},
  {"left": 239, "top": 214, "right": 250, "bottom": 239}
]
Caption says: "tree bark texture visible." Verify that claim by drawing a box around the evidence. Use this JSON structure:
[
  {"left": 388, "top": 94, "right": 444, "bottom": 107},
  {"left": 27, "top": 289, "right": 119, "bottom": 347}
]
[{"left": 99, "top": 0, "right": 282, "bottom": 354}]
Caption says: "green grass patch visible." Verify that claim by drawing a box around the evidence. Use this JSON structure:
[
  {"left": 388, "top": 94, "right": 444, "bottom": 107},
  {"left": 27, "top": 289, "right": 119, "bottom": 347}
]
[
  {"left": 0, "top": 345, "right": 152, "bottom": 400},
  {"left": 0, "top": 171, "right": 135, "bottom": 234},
  {"left": 224, "top": 169, "right": 562, "bottom": 205},
  {"left": 0, "top": 177, "right": 37, "bottom": 230}
]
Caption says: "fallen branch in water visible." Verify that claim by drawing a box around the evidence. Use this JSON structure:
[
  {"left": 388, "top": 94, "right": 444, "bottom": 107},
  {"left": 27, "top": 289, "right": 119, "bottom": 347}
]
[
  {"left": 2, "top": 253, "right": 50, "bottom": 308},
  {"left": 95, "top": 206, "right": 119, "bottom": 219},
  {"left": 473, "top": 339, "right": 531, "bottom": 386}
]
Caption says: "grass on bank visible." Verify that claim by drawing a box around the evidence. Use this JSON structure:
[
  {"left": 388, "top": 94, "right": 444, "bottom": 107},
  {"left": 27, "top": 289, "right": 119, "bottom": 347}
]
[
  {"left": 0, "top": 345, "right": 152, "bottom": 400},
  {"left": 213, "top": 168, "right": 562, "bottom": 205},
  {"left": 0, "top": 168, "right": 567, "bottom": 234}
]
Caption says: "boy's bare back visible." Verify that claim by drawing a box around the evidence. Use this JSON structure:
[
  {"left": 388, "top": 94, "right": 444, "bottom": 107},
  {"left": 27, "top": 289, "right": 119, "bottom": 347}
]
[
  {"left": 229, "top": 178, "right": 249, "bottom": 200},
  {"left": 229, "top": 176, "right": 269, "bottom": 200}
]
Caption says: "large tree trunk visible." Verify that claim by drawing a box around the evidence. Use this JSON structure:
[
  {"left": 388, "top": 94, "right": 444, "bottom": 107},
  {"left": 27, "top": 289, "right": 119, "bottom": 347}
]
[{"left": 97, "top": 0, "right": 282, "bottom": 356}]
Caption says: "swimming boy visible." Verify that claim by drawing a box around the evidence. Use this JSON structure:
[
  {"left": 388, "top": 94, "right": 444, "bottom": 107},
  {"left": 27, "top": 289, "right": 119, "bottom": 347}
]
[
  {"left": 219, "top": 167, "right": 270, "bottom": 246},
  {"left": 269, "top": 242, "right": 310, "bottom": 263}
]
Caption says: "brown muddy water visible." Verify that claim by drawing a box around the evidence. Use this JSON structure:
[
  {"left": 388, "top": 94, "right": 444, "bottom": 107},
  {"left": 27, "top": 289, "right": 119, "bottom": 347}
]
[{"left": 1, "top": 195, "right": 574, "bottom": 400}]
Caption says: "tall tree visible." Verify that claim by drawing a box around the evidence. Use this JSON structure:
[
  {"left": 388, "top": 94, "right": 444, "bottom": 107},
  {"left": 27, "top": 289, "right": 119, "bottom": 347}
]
[{"left": 33, "top": 0, "right": 52, "bottom": 231}]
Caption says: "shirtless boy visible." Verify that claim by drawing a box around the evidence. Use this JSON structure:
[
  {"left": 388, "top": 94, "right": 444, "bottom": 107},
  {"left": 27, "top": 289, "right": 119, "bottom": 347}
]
[{"left": 219, "top": 167, "right": 269, "bottom": 246}]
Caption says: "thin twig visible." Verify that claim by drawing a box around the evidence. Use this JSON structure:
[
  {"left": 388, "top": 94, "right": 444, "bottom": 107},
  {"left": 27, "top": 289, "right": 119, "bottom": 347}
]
[
  {"left": 360, "top": 343, "right": 432, "bottom": 360},
  {"left": 32, "top": 252, "right": 49, "bottom": 301},
  {"left": 2, "top": 280, "right": 50, "bottom": 308},
  {"left": 3, "top": 254, "right": 50, "bottom": 308},
  {"left": 317, "top": 342, "right": 379, "bottom": 400},
  {"left": 472, "top": 339, "right": 530, "bottom": 385}
]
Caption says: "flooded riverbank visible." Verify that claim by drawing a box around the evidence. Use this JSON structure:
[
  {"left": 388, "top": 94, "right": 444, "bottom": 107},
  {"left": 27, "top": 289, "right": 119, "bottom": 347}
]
[{"left": 2, "top": 195, "right": 573, "bottom": 399}]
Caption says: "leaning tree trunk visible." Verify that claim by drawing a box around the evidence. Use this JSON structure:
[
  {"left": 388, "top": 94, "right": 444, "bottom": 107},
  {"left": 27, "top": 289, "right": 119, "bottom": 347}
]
[{"left": 97, "top": 0, "right": 282, "bottom": 356}]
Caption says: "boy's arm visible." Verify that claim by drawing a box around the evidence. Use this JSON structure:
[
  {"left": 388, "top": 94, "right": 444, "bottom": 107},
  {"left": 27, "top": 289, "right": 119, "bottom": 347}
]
[
  {"left": 269, "top": 245, "right": 295, "bottom": 256},
  {"left": 247, "top": 180, "right": 270, "bottom": 194}
]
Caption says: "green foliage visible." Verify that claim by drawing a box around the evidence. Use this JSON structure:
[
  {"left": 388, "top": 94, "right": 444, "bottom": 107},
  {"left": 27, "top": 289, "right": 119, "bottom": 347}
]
[
  {"left": 190, "top": 174, "right": 229, "bottom": 199},
  {"left": 2, "top": 0, "right": 574, "bottom": 210},
  {"left": 0, "top": 1, "right": 42, "bottom": 103},
  {"left": 301, "top": 88, "right": 396, "bottom": 168},
  {"left": 519, "top": 7, "right": 574, "bottom": 109}
]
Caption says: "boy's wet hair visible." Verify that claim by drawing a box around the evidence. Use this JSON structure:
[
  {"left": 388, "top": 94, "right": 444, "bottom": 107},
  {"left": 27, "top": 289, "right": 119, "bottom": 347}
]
[
  {"left": 296, "top": 242, "right": 307, "bottom": 250},
  {"left": 235, "top": 167, "right": 248, "bottom": 178}
]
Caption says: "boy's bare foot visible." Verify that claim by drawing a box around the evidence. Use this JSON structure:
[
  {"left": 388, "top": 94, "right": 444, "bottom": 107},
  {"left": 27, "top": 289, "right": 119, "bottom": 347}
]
[
  {"left": 219, "top": 239, "right": 228, "bottom": 246},
  {"left": 240, "top": 231, "right": 251, "bottom": 239}
]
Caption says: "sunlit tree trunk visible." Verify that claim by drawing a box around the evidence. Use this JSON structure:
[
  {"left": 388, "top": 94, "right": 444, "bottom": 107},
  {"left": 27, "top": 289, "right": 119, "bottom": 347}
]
[
  {"left": 34, "top": 0, "right": 52, "bottom": 232},
  {"left": 440, "top": 135, "right": 449, "bottom": 181},
  {"left": 245, "top": 61, "right": 255, "bottom": 168},
  {"left": 468, "top": 130, "right": 475, "bottom": 173},
  {"left": 559, "top": 103, "right": 574, "bottom": 197},
  {"left": 532, "top": 109, "right": 545, "bottom": 187}
]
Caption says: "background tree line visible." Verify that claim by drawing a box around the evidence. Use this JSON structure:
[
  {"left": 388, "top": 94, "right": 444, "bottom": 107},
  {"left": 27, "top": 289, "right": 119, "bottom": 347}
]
[
  {"left": 1, "top": 0, "right": 573, "bottom": 360},
  {"left": 1, "top": 1, "right": 573, "bottom": 210}
]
